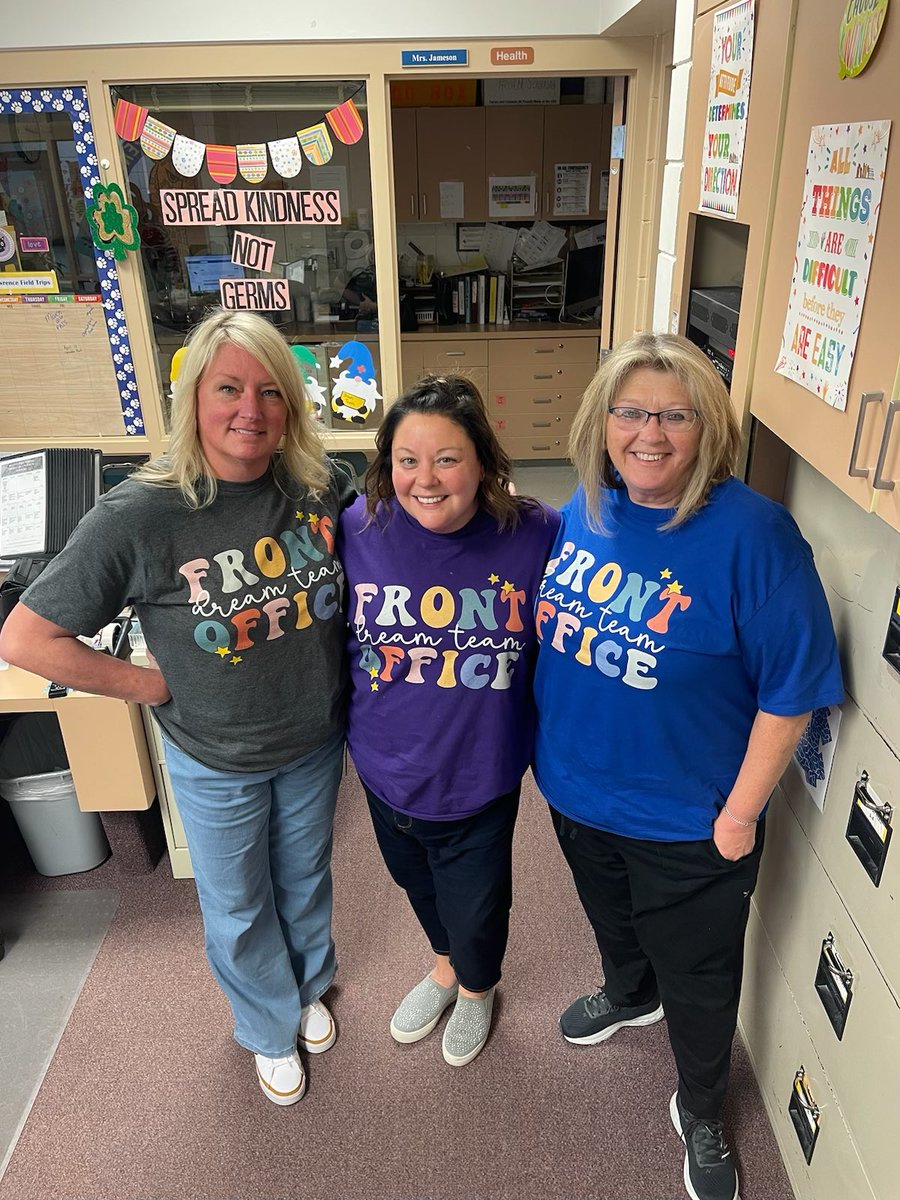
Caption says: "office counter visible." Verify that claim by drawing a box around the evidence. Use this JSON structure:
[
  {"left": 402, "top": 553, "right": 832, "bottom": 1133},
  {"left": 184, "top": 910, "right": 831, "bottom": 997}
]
[{"left": 0, "top": 664, "right": 156, "bottom": 813}]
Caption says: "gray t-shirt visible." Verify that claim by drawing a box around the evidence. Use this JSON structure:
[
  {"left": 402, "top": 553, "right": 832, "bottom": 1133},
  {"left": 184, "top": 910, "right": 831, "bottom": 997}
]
[{"left": 23, "top": 462, "right": 357, "bottom": 771}]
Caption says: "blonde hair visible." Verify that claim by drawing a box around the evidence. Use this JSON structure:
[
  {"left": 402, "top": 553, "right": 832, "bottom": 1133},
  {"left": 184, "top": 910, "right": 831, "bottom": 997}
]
[
  {"left": 568, "top": 333, "right": 741, "bottom": 531},
  {"left": 135, "top": 308, "right": 328, "bottom": 507}
]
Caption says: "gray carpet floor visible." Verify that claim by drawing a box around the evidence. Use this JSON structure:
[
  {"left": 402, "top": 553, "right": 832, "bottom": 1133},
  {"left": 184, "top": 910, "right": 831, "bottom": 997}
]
[
  {"left": 0, "top": 890, "right": 119, "bottom": 1178},
  {"left": 0, "top": 767, "right": 794, "bottom": 1200}
]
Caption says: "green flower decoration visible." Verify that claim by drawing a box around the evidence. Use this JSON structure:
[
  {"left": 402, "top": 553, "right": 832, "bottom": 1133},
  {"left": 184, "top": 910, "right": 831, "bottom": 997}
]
[{"left": 86, "top": 182, "right": 141, "bottom": 260}]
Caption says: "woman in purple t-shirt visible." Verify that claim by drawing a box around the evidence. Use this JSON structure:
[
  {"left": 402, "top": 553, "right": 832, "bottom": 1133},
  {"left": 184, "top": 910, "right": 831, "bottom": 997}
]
[{"left": 337, "top": 375, "right": 559, "bottom": 1067}]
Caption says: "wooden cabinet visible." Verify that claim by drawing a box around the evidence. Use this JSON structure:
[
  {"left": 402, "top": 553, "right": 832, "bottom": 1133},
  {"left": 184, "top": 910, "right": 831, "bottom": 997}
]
[
  {"left": 391, "top": 103, "right": 613, "bottom": 224},
  {"left": 542, "top": 104, "right": 612, "bottom": 220},
  {"left": 415, "top": 108, "right": 486, "bottom": 222},
  {"left": 399, "top": 332, "right": 598, "bottom": 459},
  {"left": 403, "top": 338, "right": 489, "bottom": 396},
  {"left": 748, "top": 0, "right": 900, "bottom": 533},
  {"left": 391, "top": 106, "right": 419, "bottom": 222},
  {"left": 488, "top": 334, "right": 598, "bottom": 459},
  {"left": 485, "top": 105, "right": 544, "bottom": 217}
]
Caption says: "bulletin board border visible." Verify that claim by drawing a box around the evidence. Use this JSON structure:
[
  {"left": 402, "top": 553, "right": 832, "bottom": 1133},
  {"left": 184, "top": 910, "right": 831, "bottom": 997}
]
[{"left": 0, "top": 86, "right": 144, "bottom": 435}]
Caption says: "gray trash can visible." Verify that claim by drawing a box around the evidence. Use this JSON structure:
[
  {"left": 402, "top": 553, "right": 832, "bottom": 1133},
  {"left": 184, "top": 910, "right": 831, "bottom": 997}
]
[{"left": 0, "top": 713, "right": 110, "bottom": 876}]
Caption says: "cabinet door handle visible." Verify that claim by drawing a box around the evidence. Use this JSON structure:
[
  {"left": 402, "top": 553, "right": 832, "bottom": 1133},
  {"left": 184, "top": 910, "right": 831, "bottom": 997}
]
[
  {"left": 421, "top": 194, "right": 427, "bottom": 217},
  {"left": 533, "top": 372, "right": 554, "bottom": 380},
  {"left": 445, "top": 350, "right": 465, "bottom": 357},
  {"left": 532, "top": 397, "right": 553, "bottom": 405},
  {"left": 872, "top": 399, "right": 900, "bottom": 491},
  {"left": 848, "top": 391, "right": 882, "bottom": 478},
  {"left": 534, "top": 347, "right": 555, "bottom": 355},
  {"left": 410, "top": 195, "right": 416, "bottom": 217},
  {"left": 532, "top": 421, "right": 552, "bottom": 428}
]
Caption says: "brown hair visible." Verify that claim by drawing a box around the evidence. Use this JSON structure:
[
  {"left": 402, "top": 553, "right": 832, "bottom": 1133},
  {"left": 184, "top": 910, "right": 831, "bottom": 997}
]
[{"left": 365, "top": 374, "right": 533, "bottom": 531}]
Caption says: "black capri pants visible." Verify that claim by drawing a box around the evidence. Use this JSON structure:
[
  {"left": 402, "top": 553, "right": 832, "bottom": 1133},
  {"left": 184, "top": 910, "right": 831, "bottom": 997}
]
[{"left": 364, "top": 783, "right": 520, "bottom": 993}]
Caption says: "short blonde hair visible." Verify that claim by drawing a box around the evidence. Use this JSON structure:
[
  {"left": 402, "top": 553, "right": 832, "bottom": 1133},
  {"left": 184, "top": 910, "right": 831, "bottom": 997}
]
[
  {"left": 136, "top": 308, "right": 328, "bottom": 507},
  {"left": 568, "top": 333, "right": 741, "bottom": 530}
]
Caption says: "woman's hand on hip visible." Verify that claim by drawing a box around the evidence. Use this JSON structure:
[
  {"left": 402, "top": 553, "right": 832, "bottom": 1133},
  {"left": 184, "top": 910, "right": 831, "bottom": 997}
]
[{"left": 712, "top": 809, "right": 757, "bottom": 861}]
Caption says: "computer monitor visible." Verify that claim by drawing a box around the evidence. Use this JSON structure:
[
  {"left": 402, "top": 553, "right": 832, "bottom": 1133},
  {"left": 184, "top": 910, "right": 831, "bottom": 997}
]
[
  {"left": 185, "top": 254, "right": 244, "bottom": 294},
  {"left": 563, "top": 244, "right": 603, "bottom": 318}
]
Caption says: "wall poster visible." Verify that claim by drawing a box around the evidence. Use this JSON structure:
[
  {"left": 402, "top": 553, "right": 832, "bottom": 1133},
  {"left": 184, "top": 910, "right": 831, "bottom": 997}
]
[
  {"left": 699, "top": 0, "right": 755, "bottom": 219},
  {"left": 775, "top": 120, "right": 891, "bottom": 411}
]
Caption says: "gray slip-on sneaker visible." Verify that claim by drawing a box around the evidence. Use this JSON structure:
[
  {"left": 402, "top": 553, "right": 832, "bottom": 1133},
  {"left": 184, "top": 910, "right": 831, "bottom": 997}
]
[
  {"left": 390, "top": 975, "right": 459, "bottom": 1044},
  {"left": 441, "top": 987, "right": 496, "bottom": 1067}
]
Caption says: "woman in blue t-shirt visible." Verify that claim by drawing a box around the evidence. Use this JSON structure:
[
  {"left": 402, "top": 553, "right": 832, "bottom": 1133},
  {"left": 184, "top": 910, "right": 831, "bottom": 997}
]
[
  {"left": 532, "top": 333, "right": 842, "bottom": 1200},
  {"left": 338, "top": 375, "right": 559, "bottom": 1068}
]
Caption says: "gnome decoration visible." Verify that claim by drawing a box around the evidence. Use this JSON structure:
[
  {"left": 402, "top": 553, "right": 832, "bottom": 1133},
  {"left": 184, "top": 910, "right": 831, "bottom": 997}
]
[
  {"left": 290, "top": 344, "right": 328, "bottom": 421},
  {"left": 330, "top": 340, "right": 382, "bottom": 425}
]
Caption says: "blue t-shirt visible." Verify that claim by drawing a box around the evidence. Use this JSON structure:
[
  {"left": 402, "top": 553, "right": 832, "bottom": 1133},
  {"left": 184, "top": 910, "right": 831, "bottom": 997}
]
[{"left": 532, "top": 478, "right": 843, "bottom": 841}]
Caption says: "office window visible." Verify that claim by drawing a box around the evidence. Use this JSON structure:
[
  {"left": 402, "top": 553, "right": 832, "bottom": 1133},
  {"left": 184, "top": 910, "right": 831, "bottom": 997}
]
[
  {"left": 0, "top": 88, "right": 144, "bottom": 439},
  {"left": 113, "top": 81, "right": 381, "bottom": 430}
]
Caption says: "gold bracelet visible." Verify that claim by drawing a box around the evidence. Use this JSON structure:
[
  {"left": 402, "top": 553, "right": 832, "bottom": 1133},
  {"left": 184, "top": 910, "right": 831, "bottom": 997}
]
[{"left": 723, "top": 803, "right": 758, "bottom": 827}]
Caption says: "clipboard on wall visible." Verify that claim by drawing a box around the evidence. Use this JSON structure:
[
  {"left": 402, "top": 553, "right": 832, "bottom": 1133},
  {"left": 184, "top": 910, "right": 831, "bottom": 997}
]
[{"left": 0, "top": 448, "right": 101, "bottom": 558}]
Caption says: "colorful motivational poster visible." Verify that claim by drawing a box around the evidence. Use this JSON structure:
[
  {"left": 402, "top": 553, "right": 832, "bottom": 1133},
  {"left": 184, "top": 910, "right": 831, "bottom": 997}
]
[
  {"left": 838, "top": 0, "right": 889, "bottom": 79},
  {"left": 775, "top": 121, "right": 891, "bottom": 411},
  {"left": 699, "top": 0, "right": 755, "bottom": 219}
]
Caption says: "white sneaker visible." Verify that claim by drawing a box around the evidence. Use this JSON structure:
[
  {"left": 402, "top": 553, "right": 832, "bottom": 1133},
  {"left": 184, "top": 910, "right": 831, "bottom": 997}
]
[
  {"left": 254, "top": 1050, "right": 306, "bottom": 1105},
  {"left": 299, "top": 998, "right": 337, "bottom": 1054}
]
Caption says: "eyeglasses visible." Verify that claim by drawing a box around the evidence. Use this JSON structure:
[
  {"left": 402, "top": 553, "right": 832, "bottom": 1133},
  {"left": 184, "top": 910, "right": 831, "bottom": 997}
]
[{"left": 608, "top": 406, "right": 699, "bottom": 430}]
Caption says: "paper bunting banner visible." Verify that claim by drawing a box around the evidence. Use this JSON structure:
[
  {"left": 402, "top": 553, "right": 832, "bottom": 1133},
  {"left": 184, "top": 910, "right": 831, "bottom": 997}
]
[
  {"left": 326, "top": 98, "right": 363, "bottom": 145},
  {"left": 140, "top": 115, "right": 176, "bottom": 161},
  {"left": 268, "top": 136, "right": 304, "bottom": 179},
  {"left": 237, "top": 143, "right": 268, "bottom": 184},
  {"left": 172, "top": 134, "right": 206, "bottom": 178},
  {"left": 116, "top": 94, "right": 365, "bottom": 181},
  {"left": 297, "top": 122, "right": 334, "bottom": 166},
  {"left": 207, "top": 144, "right": 238, "bottom": 185},
  {"left": 114, "top": 98, "right": 148, "bottom": 141}
]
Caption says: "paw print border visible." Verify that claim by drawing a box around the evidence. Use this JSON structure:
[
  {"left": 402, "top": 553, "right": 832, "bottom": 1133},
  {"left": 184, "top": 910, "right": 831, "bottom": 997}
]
[{"left": 0, "top": 86, "right": 144, "bottom": 435}]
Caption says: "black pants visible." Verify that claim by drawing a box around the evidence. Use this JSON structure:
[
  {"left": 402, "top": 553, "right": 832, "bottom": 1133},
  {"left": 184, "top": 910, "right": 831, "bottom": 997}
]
[
  {"left": 552, "top": 807, "right": 765, "bottom": 1120},
  {"left": 365, "top": 785, "right": 520, "bottom": 993}
]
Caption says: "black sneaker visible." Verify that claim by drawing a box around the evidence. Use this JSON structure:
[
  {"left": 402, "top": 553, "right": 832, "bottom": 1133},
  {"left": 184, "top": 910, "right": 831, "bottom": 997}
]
[
  {"left": 559, "top": 986, "right": 664, "bottom": 1044},
  {"left": 670, "top": 1090, "right": 739, "bottom": 1200}
]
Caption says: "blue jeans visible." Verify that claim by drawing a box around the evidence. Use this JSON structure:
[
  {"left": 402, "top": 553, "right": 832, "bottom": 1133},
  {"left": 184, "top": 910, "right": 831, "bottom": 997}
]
[
  {"left": 364, "top": 785, "right": 520, "bottom": 992},
  {"left": 162, "top": 732, "right": 344, "bottom": 1057}
]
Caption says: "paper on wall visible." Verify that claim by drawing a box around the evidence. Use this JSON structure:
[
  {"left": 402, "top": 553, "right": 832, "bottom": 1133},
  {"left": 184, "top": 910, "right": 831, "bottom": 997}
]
[
  {"left": 481, "top": 222, "right": 518, "bottom": 271},
  {"left": 439, "top": 181, "right": 465, "bottom": 219}
]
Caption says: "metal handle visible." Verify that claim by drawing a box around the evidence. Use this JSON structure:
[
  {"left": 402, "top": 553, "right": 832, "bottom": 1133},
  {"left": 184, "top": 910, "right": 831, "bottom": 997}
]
[
  {"left": 532, "top": 397, "right": 553, "bottom": 405},
  {"left": 445, "top": 350, "right": 465, "bottom": 357},
  {"left": 848, "top": 391, "right": 882, "bottom": 477},
  {"left": 421, "top": 194, "right": 427, "bottom": 217},
  {"left": 410, "top": 195, "right": 415, "bottom": 217},
  {"left": 532, "top": 421, "right": 552, "bottom": 429},
  {"left": 872, "top": 399, "right": 900, "bottom": 491},
  {"left": 534, "top": 347, "right": 555, "bottom": 355}
]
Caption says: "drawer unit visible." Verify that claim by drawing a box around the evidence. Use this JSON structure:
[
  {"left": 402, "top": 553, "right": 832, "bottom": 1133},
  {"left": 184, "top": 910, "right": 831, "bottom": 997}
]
[
  {"left": 140, "top": 708, "right": 194, "bottom": 879},
  {"left": 485, "top": 386, "right": 584, "bottom": 414},
  {"left": 499, "top": 433, "right": 569, "bottom": 459},
  {"left": 488, "top": 335, "right": 599, "bottom": 367},
  {"left": 490, "top": 361, "right": 596, "bottom": 393},
  {"left": 419, "top": 339, "right": 489, "bottom": 371},
  {"left": 741, "top": 909, "right": 878, "bottom": 1200},
  {"left": 780, "top": 701, "right": 900, "bottom": 995},
  {"left": 754, "top": 791, "right": 900, "bottom": 1199},
  {"left": 489, "top": 410, "right": 575, "bottom": 439}
]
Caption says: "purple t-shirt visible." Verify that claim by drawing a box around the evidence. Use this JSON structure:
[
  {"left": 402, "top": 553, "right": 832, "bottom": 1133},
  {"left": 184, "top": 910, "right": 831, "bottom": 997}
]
[{"left": 338, "top": 496, "right": 560, "bottom": 819}]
